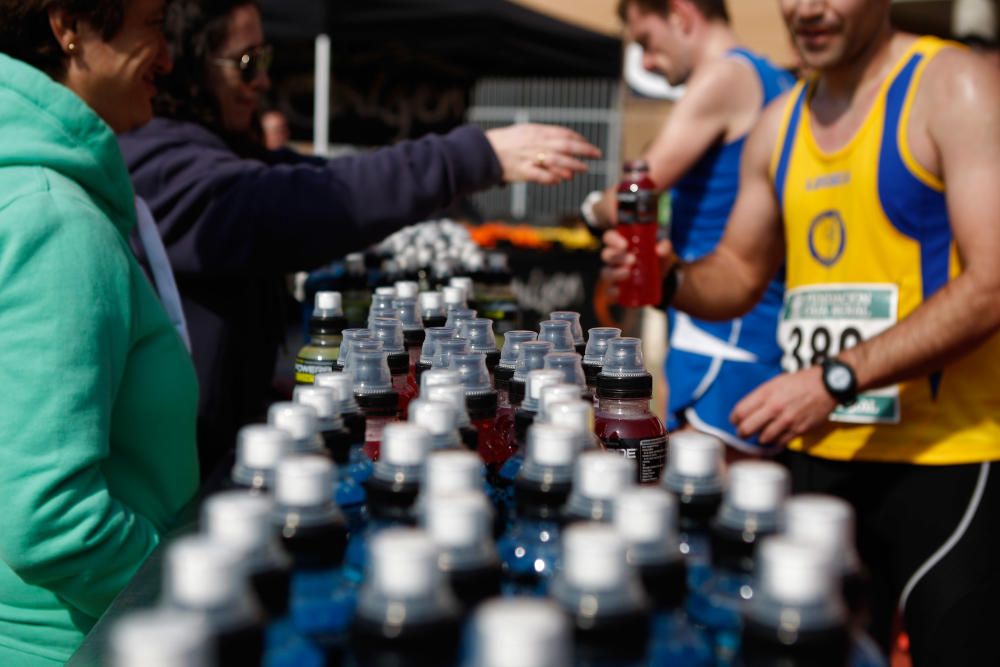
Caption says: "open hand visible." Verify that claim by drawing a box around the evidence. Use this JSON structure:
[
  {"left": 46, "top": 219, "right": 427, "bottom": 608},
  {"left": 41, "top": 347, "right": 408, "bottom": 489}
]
[
  {"left": 486, "top": 124, "right": 601, "bottom": 185},
  {"left": 730, "top": 366, "right": 836, "bottom": 447}
]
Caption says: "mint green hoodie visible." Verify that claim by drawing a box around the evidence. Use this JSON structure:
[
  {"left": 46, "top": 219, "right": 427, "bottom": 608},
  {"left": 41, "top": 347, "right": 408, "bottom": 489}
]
[{"left": 0, "top": 55, "right": 200, "bottom": 664}]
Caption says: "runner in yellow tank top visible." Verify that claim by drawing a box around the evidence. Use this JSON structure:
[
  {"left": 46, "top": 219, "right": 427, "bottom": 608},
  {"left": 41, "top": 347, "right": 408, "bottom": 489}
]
[{"left": 601, "top": 1, "right": 1000, "bottom": 663}]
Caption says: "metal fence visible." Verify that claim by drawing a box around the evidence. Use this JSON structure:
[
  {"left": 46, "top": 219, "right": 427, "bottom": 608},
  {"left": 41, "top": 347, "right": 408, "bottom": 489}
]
[{"left": 467, "top": 78, "right": 622, "bottom": 223}]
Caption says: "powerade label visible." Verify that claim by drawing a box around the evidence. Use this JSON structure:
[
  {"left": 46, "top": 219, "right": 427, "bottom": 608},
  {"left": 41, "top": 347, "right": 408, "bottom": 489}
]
[
  {"left": 295, "top": 357, "right": 337, "bottom": 385},
  {"left": 604, "top": 436, "right": 667, "bottom": 483}
]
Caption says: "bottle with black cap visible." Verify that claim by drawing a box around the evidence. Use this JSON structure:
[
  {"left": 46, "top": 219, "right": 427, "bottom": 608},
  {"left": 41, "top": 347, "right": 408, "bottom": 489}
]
[
  {"left": 564, "top": 450, "right": 635, "bottom": 524},
  {"left": 581, "top": 327, "right": 621, "bottom": 395},
  {"left": 594, "top": 337, "right": 667, "bottom": 483},
  {"left": 333, "top": 328, "right": 371, "bottom": 372},
  {"left": 294, "top": 385, "right": 351, "bottom": 463},
  {"left": 544, "top": 349, "right": 592, "bottom": 402},
  {"left": 458, "top": 318, "right": 501, "bottom": 378},
  {"left": 493, "top": 330, "right": 537, "bottom": 410},
  {"left": 514, "top": 369, "right": 564, "bottom": 447},
  {"left": 371, "top": 316, "right": 417, "bottom": 417},
  {"left": 497, "top": 423, "right": 577, "bottom": 595},
  {"left": 267, "top": 402, "right": 326, "bottom": 456},
  {"left": 415, "top": 326, "right": 456, "bottom": 383},
  {"left": 509, "top": 340, "right": 553, "bottom": 407},
  {"left": 419, "top": 291, "right": 448, "bottom": 329},
  {"left": 230, "top": 424, "right": 292, "bottom": 492},
  {"left": 614, "top": 487, "right": 713, "bottom": 666},
  {"left": 295, "top": 291, "right": 347, "bottom": 384},
  {"left": 393, "top": 296, "right": 425, "bottom": 374},
  {"left": 451, "top": 352, "right": 515, "bottom": 468},
  {"left": 425, "top": 383, "right": 480, "bottom": 452},
  {"left": 549, "top": 311, "right": 586, "bottom": 357},
  {"left": 550, "top": 523, "right": 650, "bottom": 667},
  {"left": 347, "top": 347, "right": 399, "bottom": 461},
  {"left": 687, "top": 460, "right": 789, "bottom": 665},
  {"left": 314, "top": 371, "right": 371, "bottom": 526}
]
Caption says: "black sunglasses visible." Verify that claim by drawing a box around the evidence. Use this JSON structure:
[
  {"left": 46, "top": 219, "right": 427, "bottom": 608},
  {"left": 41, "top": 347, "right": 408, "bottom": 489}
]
[{"left": 212, "top": 44, "right": 274, "bottom": 84}]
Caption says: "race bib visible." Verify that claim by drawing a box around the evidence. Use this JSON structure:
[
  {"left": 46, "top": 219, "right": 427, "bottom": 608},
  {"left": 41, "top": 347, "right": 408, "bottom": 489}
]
[{"left": 778, "top": 284, "right": 900, "bottom": 424}]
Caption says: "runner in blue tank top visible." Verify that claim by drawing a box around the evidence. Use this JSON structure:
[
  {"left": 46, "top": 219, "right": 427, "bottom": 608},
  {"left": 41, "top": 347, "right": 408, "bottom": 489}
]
[{"left": 584, "top": 0, "right": 795, "bottom": 454}]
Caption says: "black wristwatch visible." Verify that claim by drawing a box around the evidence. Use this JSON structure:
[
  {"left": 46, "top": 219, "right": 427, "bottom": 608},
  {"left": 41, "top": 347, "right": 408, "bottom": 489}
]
[{"left": 821, "top": 358, "right": 858, "bottom": 406}]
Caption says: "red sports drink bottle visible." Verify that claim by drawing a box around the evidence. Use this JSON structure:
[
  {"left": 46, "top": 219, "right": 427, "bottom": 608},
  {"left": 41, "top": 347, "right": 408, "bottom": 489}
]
[{"left": 616, "top": 160, "right": 662, "bottom": 307}]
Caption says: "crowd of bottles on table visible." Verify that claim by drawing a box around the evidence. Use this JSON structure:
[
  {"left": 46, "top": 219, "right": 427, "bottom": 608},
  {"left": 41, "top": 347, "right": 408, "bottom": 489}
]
[{"left": 109, "top": 279, "right": 888, "bottom": 667}]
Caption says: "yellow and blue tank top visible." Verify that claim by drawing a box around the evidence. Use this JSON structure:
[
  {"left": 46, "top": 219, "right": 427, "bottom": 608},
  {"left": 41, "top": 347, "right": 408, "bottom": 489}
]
[
  {"left": 666, "top": 49, "right": 794, "bottom": 452},
  {"left": 771, "top": 36, "right": 1000, "bottom": 464}
]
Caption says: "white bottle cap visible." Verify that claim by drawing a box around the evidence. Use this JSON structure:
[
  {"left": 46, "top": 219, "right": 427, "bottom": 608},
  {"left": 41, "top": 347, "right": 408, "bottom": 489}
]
[
  {"left": 111, "top": 609, "right": 211, "bottom": 667},
  {"left": 165, "top": 536, "right": 244, "bottom": 609},
  {"left": 614, "top": 486, "right": 677, "bottom": 547},
  {"left": 537, "top": 384, "right": 583, "bottom": 423},
  {"left": 370, "top": 528, "right": 439, "bottom": 598},
  {"left": 547, "top": 401, "right": 596, "bottom": 441},
  {"left": 420, "top": 368, "right": 461, "bottom": 394},
  {"left": 408, "top": 399, "right": 457, "bottom": 437},
  {"left": 314, "top": 290, "right": 342, "bottom": 312},
  {"left": 527, "top": 370, "right": 564, "bottom": 403},
  {"left": 667, "top": 432, "right": 724, "bottom": 478},
  {"left": 727, "top": 461, "right": 789, "bottom": 513},
  {"left": 526, "top": 423, "right": 578, "bottom": 467},
  {"left": 419, "top": 291, "right": 444, "bottom": 311},
  {"left": 424, "top": 491, "right": 492, "bottom": 550},
  {"left": 425, "top": 384, "right": 471, "bottom": 427},
  {"left": 274, "top": 456, "right": 335, "bottom": 508},
  {"left": 236, "top": 425, "right": 291, "bottom": 470},
  {"left": 293, "top": 385, "right": 338, "bottom": 421},
  {"left": 575, "top": 451, "right": 635, "bottom": 500},
  {"left": 394, "top": 281, "right": 420, "bottom": 299},
  {"left": 267, "top": 402, "right": 318, "bottom": 443},
  {"left": 758, "top": 536, "right": 836, "bottom": 605},
  {"left": 473, "top": 598, "right": 571, "bottom": 667},
  {"left": 450, "top": 276, "right": 474, "bottom": 301},
  {"left": 785, "top": 494, "right": 858, "bottom": 569},
  {"left": 562, "top": 523, "right": 628, "bottom": 591},
  {"left": 381, "top": 423, "right": 433, "bottom": 466},
  {"left": 202, "top": 491, "right": 274, "bottom": 555},
  {"left": 424, "top": 450, "right": 483, "bottom": 496},
  {"left": 443, "top": 285, "right": 466, "bottom": 307},
  {"left": 375, "top": 286, "right": 397, "bottom": 296}
]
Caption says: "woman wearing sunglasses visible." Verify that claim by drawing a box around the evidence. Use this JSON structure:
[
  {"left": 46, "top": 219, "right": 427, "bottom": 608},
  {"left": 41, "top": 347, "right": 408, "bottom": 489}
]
[
  {"left": 119, "top": 0, "right": 602, "bottom": 480},
  {"left": 0, "top": 0, "right": 199, "bottom": 664}
]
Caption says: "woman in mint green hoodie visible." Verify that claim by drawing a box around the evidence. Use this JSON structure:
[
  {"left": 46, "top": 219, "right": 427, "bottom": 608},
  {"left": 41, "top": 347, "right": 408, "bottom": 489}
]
[{"left": 0, "top": 0, "right": 199, "bottom": 663}]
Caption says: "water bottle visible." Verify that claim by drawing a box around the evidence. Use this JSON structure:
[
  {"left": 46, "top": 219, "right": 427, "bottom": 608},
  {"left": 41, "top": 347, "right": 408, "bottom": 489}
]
[
  {"left": 110, "top": 608, "right": 212, "bottom": 667},
  {"left": 267, "top": 402, "right": 325, "bottom": 455},
  {"left": 465, "top": 598, "right": 571, "bottom": 667},
  {"left": 564, "top": 451, "right": 635, "bottom": 524},
  {"left": 231, "top": 425, "right": 292, "bottom": 492}
]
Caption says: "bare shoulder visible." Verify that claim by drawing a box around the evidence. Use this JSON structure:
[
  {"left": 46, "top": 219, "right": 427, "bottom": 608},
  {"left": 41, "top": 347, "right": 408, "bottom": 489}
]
[
  {"left": 920, "top": 46, "right": 1000, "bottom": 121},
  {"left": 745, "top": 89, "right": 796, "bottom": 158},
  {"left": 682, "top": 56, "right": 761, "bottom": 115}
]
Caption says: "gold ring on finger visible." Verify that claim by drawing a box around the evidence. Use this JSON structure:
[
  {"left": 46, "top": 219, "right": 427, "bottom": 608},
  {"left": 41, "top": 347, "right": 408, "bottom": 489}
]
[{"left": 535, "top": 152, "right": 547, "bottom": 167}]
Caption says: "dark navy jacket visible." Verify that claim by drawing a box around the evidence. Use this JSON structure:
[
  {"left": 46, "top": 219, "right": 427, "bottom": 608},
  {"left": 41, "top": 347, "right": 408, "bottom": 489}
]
[{"left": 119, "top": 118, "right": 502, "bottom": 477}]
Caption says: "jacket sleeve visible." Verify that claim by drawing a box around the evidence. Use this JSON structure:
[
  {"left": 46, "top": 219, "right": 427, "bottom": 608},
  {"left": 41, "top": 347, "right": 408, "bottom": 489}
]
[
  {"left": 136, "top": 124, "right": 503, "bottom": 276},
  {"left": 0, "top": 192, "right": 160, "bottom": 619}
]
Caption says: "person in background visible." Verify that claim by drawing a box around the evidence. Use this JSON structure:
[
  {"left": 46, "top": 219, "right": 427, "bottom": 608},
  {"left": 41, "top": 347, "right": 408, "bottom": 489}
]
[
  {"left": 0, "top": 0, "right": 199, "bottom": 663},
  {"left": 119, "top": 0, "right": 602, "bottom": 480},
  {"left": 260, "top": 108, "right": 289, "bottom": 150},
  {"left": 603, "top": 0, "right": 1000, "bottom": 662},
  {"left": 583, "top": 0, "right": 794, "bottom": 457}
]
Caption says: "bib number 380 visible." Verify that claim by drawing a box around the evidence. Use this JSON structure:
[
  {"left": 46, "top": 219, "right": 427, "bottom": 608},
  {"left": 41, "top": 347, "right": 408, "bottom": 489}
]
[{"left": 784, "top": 325, "right": 863, "bottom": 372}]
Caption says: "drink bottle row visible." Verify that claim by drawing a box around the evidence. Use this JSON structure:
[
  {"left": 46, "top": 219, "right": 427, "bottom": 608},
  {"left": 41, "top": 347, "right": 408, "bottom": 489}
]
[{"left": 108, "top": 283, "right": 887, "bottom": 667}]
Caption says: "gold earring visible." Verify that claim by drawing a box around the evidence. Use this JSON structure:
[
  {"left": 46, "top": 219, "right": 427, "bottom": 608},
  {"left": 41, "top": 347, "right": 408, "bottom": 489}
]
[{"left": 67, "top": 42, "right": 77, "bottom": 54}]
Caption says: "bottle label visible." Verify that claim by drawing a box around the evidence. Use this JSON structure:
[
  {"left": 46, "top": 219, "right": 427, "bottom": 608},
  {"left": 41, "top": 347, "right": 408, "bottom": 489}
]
[
  {"left": 617, "top": 190, "right": 656, "bottom": 225},
  {"left": 604, "top": 435, "right": 667, "bottom": 483},
  {"left": 295, "top": 357, "right": 337, "bottom": 384}
]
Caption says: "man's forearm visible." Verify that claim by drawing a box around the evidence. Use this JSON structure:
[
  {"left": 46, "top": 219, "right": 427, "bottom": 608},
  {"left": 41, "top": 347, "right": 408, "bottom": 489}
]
[
  {"left": 672, "top": 246, "right": 772, "bottom": 320},
  {"left": 840, "top": 271, "right": 1000, "bottom": 391}
]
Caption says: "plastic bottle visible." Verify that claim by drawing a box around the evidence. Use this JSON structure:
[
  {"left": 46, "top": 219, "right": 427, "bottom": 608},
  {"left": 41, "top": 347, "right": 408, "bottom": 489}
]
[
  {"left": 686, "top": 460, "right": 789, "bottom": 666},
  {"left": 594, "top": 337, "right": 667, "bottom": 483},
  {"left": 741, "top": 537, "right": 851, "bottom": 667},
  {"left": 426, "top": 383, "right": 481, "bottom": 452},
  {"left": 231, "top": 425, "right": 293, "bottom": 492},
  {"left": 537, "top": 383, "right": 585, "bottom": 425},
  {"left": 458, "top": 318, "right": 501, "bottom": 377},
  {"left": 466, "top": 598, "right": 571, "bottom": 667},
  {"left": 661, "top": 432, "right": 725, "bottom": 587},
  {"left": 162, "top": 536, "right": 265, "bottom": 665},
  {"left": 295, "top": 291, "right": 347, "bottom": 385},
  {"left": 333, "top": 328, "right": 371, "bottom": 372},
  {"left": 451, "top": 352, "right": 516, "bottom": 468},
  {"left": 348, "top": 348, "right": 399, "bottom": 461},
  {"left": 393, "top": 297, "right": 425, "bottom": 373},
  {"left": 417, "top": 450, "right": 486, "bottom": 516},
  {"left": 420, "top": 291, "right": 448, "bottom": 329},
  {"left": 409, "top": 398, "right": 463, "bottom": 451},
  {"left": 550, "top": 523, "right": 650, "bottom": 667},
  {"left": 549, "top": 311, "right": 586, "bottom": 357},
  {"left": 432, "top": 337, "right": 470, "bottom": 370},
  {"left": 450, "top": 275, "right": 475, "bottom": 306},
  {"left": 443, "top": 285, "right": 468, "bottom": 312},
  {"left": 564, "top": 451, "right": 635, "bottom": 523},
  {"left": 367, "top": 292, "right": 397, "bottom": 326},
  {"left": 445, "top": 307, "right": 478, "bottom": 332},
  {"left": 362, "top": 423, "right": 432, "bottom": 525},
  {"left": 514, "top": 369, "right": 564, "bottom": 447},
  {"left": 371, "top": 316, "right": 417, "bottom": 416},
  {"left": 581, "top": 327, "right": 621, "bottom": 394},
  {"left": 419, "top": 367, "right": 460, "bottom": 394},
  {"left": 394, "top": 281, "right": 420, "bottom": 299},
  {"left": 537, "top": 319, "right": 575, "bottom": 353},
  {"left": 110, "top": 608, "right": 212, "bottom": 667},
  {"left": 267, "top": 402, "right": 325, "bottom": 455},
  {"left": 498, "top": 423, "right": 578, "bottom": 595},
  {"left": 544, "top": 349, "right": 592, "bottom": 403},
  {"left": 313, "top": 372, "right": 371, "bottom": 524},
  {"left": 423, "top": 491, "right": 502, "bottom": 611},
  {"left": 415, "top": 326, "right": 456, "bottom": 383},
  {"left": 614, "top": 487, "right": 712, "bottom": 666},
  {"left": 293, "top": 385, "right": 351, "bottom": 463},
  {"left": 546, "top": 400, "right": 602, "bottom": 452},
  {"left": 493, "top": 330, "right": 537, "bottom": 410},
  {"left": 616, "top": 160, "right": 662, "bottom": 308},
  {"left": 350, "top": 529, "right": 462, "bottom": 667},
  {"left": 509, "top": 340, "right": 553, "bottom": 407}
]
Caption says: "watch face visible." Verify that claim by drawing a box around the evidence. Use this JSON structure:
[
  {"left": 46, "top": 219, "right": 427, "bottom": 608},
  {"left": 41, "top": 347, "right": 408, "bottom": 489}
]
[{"left": 826, "top": 365, "right": 852, "bottom": 392}]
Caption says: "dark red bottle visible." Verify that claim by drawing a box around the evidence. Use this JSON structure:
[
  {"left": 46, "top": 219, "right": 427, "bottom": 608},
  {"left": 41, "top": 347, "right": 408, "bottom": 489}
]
[
  {"left": 594, "top": 337, "right": 667, "bottom": 484},
  {"left": 616, "top": 160, "right": 662, "bottom": 308}
]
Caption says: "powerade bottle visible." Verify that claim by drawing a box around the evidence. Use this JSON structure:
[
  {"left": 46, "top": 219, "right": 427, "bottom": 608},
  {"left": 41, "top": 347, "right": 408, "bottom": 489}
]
[
  {"left": 294, "top": 385, "right": 351, "bottom": 462},
  {"left": 450, "top": 275, "right": 475, "bottom": 306},
  {"left": 564, "top": 451, "right": 635, "bottom": 524},
  {"left": 274, "top": 457, "right": 354, "bottom": 663},
  {"left": 498, "top": 423, "right": 578, "bottom": 595},
  {"left": 443, "top": 285, "right": 468, "bottom": 313},
  {"left": 415, "top": 327, "right": 456, "bottom": 384},
  {"left": 687, "top": 461, "right": 789, "bottom": 666},
  {"left": 433, "top": 338, "right": 470, "bottom": 371},
  {"left": 445, "top": 307, "right": 477, "bottom": 332},
  {"left": 295, "top": 291, "right": 347, "bottom": 384},
  {"left": 544, "top": 350, "right": 591, "bottom": 402},
  {"left": 420, "top": 291, "right": 448, "bottom": 328},
  {"left": 538, "top": 383, "right": 587, "bottom": 425},
  {"left": 409, "top": 398, "right": 463, "bottom": 451},
  {"left": 594, "top": 337, "right": 667, "bottom": 484},
  {"left": 394, "top": 280, "right": 419, "bottom": 299},
  {"left": 514, "top": 369, "right": 563, "bottom": 449},
  {"left": 367, "top": 292, "right": 397, "bottom": 326},
  {"left": 550, "top": 311, "right": 586, "bottom": 357},
  {"left": 393, "top": 297, "right": 425, "bottom": 374},
  {"left": 231, "top": 424, "right": 293, "bottom": 492},
  {"left": 423, "top": 491, "right": 503, "bottom": 611},
  {"left": 493, "top": 330, "right": 537, "bottom": 410},
  {"left": 614, "top": 487, "right": 712, "bottom": 667},
  {"left": 267, "top": 402, "right": 326, "bottom": 456},
  {"left": 343, "top": 253, "right": 370, "bottom": 328},
  {"left": 348, "top": 348, "right": 399, "bottom": 461},
  {"left": 110, "top": 609, "right": 211, "bottom": 667},
  {"left": 334, "top": 328, "right": 371, "bottom": 372},
  {"left": 466, "top": 598, "right": 571, "bottom": 667},
  {"left": 314, "top": 372, "right": 371, "bottom": 526},
  {"left": 371, "top": 316, "right": 417, "bottom": 417},
  {"left": 161, "top": 536, "right": 265, "bottom": 666},
  {"left": 457, "top": 318, "right": 501, "bottom": 378},
  {"left": 740, "top": 537, "right": 851, "bottom": 667},
  {"left": 419, "top": 367, "right": 460, "bottom": 394},
  {"left": 661, "top": 432, "right": 725, "bottom": 588},
  {"left": 616, "top": 160, "right": 662, "bottom": 308},
  {"left": 537, "top": 319, "right": 576, "bottom": 353},
  {"left": 550, "top": 523, "right": 650, "bottom": 667},
  {"left": 350, "top": 529, "right": 463, "bottom": 667},
  {"left": 582, "top": 328, "right": 621, "bottom": 396},
  {"left": 416, "top": 449, "right": 486, "bottom": 519},
  {"left": 509, "top": 341, "right": 553, "bottom": 407},
  {"left": 451, "top": 352, "right": 515, "bottom": 468},
  {"left": 426, "top": 383, "right": 480, "bottom": 452}
]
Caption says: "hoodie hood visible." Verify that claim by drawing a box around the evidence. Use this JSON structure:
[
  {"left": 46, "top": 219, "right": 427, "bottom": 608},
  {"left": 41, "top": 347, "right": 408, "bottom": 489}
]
[{"left": 0, "top": 54, "right": 137, "bottom": 235}]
